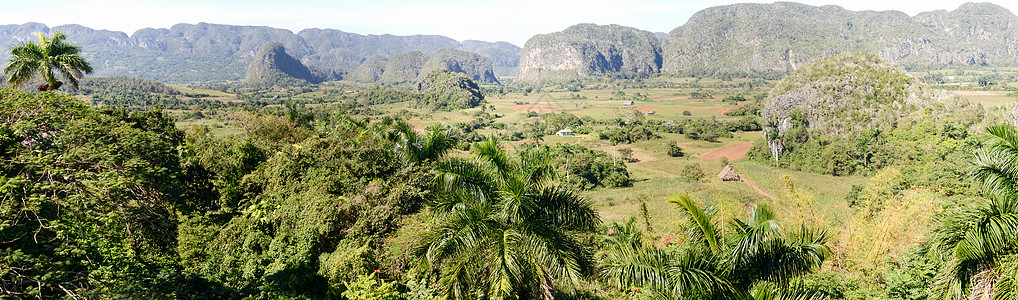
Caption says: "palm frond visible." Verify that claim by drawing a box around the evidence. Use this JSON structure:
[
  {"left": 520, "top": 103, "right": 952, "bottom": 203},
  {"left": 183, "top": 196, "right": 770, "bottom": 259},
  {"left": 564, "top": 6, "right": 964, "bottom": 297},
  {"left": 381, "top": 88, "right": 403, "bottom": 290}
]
[
  {"left": 4, "top": 31, "right": 90, "bottom": 90},
  {"left": 420, "top": 124, "right": 452, "bottom": 161},
  {"left": 986, "top": 125, "right": 1018, "bottom": 155},
  {"left": 515, "top": 225, "right": 587, "bottom": 291},
  {"left": 750, "top": 280, "right": 833, "bottom": 300},
  {"left": 422, "top": 136, "right": 599, "bottom": 299},
  {"left": 765, "top": 225, "right": 831, "bottom": 285},
  {"left": 4, "top": 56, "right": 38, "bottom": 88},
  {"left": 971, "top": 148, "right": 1018, "bottom": 200},
  {"left": 52, "top": 53, "right": 91, "bottom": 89},
  {"left": 931, "top": 258, "right": 975, "bottom": 300},
  {"left": 669, "top": 193, "right": 721, "bottom": 253},
  {"left": 600, "top": 220, "right": 644, "bottom": 250},
  {"left": 531, "top": 186, "right": 599, "bottom": 231},
  {"left": 665, "top": 248, "right": 742, "bottom": 299},
  {"left": 486, "top": 228, "right": 523, "bottom": 299},
  {"left": 598, "top": 241, "right": 676, "bottom": 291},
  {"left": 994, "top": 256, "right": 1018, "bottom": 300},
  {"left": 731, "top": 208, "right": 829, "bottom": 289},
  {"left": 474, "top": 135, "right": 513, "bottom": 179},
  {"left": 433, "top": 158, "right": 496, "bottom": 212}
]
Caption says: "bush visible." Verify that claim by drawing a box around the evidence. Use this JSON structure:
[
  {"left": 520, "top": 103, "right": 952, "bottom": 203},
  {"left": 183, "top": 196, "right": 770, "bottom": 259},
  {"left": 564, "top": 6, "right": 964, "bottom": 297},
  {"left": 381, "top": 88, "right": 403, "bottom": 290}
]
[
  {"left": 667, "top": 141, "right": 684, "bottom": 157},
  {"left": 342, "top": 273, "right": 402, "bottom": 300},
  {"left": 618, "top": 148, "right": 638, "bottom": 162},
  {"left": 682, "top": 164, "right": 707, "bottom": 182}
]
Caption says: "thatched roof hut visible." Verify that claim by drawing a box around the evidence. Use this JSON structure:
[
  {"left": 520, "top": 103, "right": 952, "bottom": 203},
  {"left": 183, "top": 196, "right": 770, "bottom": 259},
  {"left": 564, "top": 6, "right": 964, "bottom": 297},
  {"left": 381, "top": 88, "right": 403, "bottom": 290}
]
[{"left": 718, "top": 165, "right": 741, "bottom": 182}]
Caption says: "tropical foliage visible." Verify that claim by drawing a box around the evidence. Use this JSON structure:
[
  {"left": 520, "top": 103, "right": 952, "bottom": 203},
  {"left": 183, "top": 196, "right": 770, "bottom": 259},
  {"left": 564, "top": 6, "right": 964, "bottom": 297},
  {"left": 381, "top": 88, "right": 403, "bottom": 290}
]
[
  {"left": 415, "top": 136, "right": 600, "bottom": 299},
  {"left": 597, "top": 194, "right": 831, "bottom": 299},
  {"left": 4, "top": 31, "right": 92, "bottom": 91},
  {"left": 921, "top": 124, "right": 1018, "bottom": 299},
  {"left": 0, "top": 88, "right": 207, "bottom": 298}
]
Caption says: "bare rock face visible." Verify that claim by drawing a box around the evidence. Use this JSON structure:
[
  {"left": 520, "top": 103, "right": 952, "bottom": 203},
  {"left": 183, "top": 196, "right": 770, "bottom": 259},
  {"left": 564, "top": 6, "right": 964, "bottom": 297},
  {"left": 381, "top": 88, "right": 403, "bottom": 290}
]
[{"left": 514, "top": 24, "right": 662, "bottom": 82}]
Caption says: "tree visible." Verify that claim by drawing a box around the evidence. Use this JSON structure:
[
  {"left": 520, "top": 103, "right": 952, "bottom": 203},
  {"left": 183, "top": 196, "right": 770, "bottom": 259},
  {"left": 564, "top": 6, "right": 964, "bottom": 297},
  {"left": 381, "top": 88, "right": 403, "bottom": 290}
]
[
  {"left": 416, "top": 136, "right": 600, "bottom": 299},
  {"left": 0, "top": 88, "right": 212, "bottom": 298},
  {"left": 926, "top": 124, "right": 1018, "bottom": 299},
  {"left": 597, "top": 194, "right": 831, "bottom": 299},
  {"left": 667, "top": 140, "right": 684, "bottom": 157},
  {"left": 385, "top": 120, "right": 451, "bottom": 165},
  {"left": 4, "top": 31, "right": 93, "bottom": 91}
]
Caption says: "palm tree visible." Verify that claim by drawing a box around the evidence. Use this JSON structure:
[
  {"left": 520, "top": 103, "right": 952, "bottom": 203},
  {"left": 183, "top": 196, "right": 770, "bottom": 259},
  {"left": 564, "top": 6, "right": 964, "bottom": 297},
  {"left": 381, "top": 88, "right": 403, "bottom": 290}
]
[
  {"left": 387, "top": 120, "right": 451, "bottom": 165},
  {"left": 597, "top": 194, "right": 831, "bottom": 299},
  {"left": 926, "top": 124, "right": 1018, "bottom": 299},
  {"left": 598, "top": 219, "right": 739, "bottom": 299},
  {"left": 5, "top": 31, "right": 92, "bottom": 91},
  {"left": 415, "top": 136, "right": 600, "bottom": 299}
]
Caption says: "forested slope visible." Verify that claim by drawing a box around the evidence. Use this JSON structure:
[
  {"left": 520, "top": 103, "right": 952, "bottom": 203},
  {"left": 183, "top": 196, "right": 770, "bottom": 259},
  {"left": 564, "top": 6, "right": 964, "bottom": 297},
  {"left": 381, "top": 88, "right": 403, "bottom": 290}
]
[{"left": 0, "top": 23, "right": 515, "bottom": 83}]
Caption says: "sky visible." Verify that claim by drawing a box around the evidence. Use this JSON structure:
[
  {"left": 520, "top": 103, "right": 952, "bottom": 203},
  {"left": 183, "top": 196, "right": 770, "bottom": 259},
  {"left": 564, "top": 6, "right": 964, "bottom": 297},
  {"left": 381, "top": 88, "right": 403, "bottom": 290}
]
[{"left": 1, "top": 0, "right": 1015, "bottom": 46}]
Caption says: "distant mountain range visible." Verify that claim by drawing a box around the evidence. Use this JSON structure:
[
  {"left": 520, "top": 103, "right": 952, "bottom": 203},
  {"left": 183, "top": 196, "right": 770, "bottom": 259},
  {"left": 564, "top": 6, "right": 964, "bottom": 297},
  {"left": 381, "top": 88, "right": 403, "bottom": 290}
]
[
  {"left": 517, "top": 2, "right": 1018, "bottom": 81},
  {"left": 0, "top": 22, "right": 518, "bottom": 84},
  {"left": 2, "top": 2, "right": 1018, "bottom": 84}
]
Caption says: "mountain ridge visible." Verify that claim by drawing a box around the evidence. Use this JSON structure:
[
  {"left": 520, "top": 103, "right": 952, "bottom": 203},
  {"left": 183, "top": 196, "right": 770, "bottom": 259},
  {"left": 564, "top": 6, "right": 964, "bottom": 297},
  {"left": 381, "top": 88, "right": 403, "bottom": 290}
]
[
  {"left": 516, "top": 2, "right": 1018, "bottom": 81},
  {"left": 0, "top": 22, "right": 518, "bottom": 84},
  {"left": 4, "top": 2, "right": 1018, "bottom": 84},
  {"left": 661, "top": 1, "right": 1018, "bottom": 75}
]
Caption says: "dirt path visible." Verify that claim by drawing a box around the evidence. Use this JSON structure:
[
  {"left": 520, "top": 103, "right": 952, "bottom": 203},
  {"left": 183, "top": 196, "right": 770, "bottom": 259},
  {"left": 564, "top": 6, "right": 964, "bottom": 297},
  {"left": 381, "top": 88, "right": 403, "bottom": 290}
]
[
  {"left": 740, "top": 173, "right": 777, "bottom": 200},
  {"left": 504, "top": 139, "right": 536, "bottom": 146},
  {"left": 700, "top": 142, "right": 753, "bottom": 161},
  {"left": 629, "top": 147, "right": 659, "bottom": 163},
  {"left": 720, "top": 104, "right": 740, "bottom": 115}
]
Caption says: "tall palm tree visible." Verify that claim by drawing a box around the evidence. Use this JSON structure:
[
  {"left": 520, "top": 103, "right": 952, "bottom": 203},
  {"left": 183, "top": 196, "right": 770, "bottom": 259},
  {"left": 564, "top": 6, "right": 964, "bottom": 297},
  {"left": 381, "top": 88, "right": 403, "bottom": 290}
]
[
  {"left": 926, "top": 124, "right": 1018, "bottom": 299},
  {"left": 416, "top": 136, "right": 600, "bottom": 299},
  {"left": 5, "top": 31, "right": 92, "bottom": 91},
  {"left": 597, "top": 194, "right": 830, "bottom": 299}
]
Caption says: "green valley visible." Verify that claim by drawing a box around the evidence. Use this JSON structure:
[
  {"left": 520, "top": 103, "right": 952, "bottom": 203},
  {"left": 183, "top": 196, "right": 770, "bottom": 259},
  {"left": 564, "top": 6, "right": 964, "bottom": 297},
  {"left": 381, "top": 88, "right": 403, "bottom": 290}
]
[{"left": 5, "top": 2, "right": 1018, "bottom": 300}]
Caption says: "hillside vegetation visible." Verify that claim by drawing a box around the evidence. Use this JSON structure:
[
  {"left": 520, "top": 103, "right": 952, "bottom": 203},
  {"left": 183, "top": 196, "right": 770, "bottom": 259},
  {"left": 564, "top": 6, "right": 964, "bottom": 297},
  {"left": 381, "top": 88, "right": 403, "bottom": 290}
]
[
  {"left": 517, "top": 2, "right": 1018, "bottom": 81},
  {"left": 5, "top": 2, "right": 1018, "bottom": 84},
  {"left": 370, "top": 48, "right": 497, "bottom": 85},
  {"left": 662, "top": 2, "right": 1018, "bottom": 76},
  {"left": 245, "top": 43, "right": 341, "bottom": 85},
  {"left": 752, "top": 52, "right": 983, "bottom": 186},
  {"left": 0, "top": 23, "right": 515, "bottom": 83},
  {"left": 515, "top": 24, "right": 662, "bottom": 82}
]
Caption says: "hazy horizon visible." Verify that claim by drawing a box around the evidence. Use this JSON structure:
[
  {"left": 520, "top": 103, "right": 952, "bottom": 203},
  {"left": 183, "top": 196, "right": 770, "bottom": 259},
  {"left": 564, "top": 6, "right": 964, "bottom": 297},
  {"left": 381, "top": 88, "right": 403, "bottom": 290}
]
[{"left": 3, "top": 0, "right": 1015, "bottom": 46}]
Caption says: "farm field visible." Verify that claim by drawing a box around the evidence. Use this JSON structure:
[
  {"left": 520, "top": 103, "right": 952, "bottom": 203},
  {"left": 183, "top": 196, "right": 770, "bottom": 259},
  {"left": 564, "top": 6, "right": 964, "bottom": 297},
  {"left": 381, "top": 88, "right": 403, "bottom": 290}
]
[
  {"left": 367, "top": 80, "right": 872, "bottom": 235},
  {"left": 162, "top": 74, "right": 998, "bottom": 236}
]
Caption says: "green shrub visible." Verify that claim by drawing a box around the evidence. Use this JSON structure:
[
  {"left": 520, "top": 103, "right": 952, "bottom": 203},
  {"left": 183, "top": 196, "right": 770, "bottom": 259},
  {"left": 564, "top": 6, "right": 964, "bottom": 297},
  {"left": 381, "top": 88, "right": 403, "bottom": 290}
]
[
  {"left": 342, "top": 273, "right": 402, "bottom": 300},
  {"left": 682, "top": 164, "right": 707, "bottom": 182},
  {"left": 667, "top": 141, "right": 684, "bottom": 157}
]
